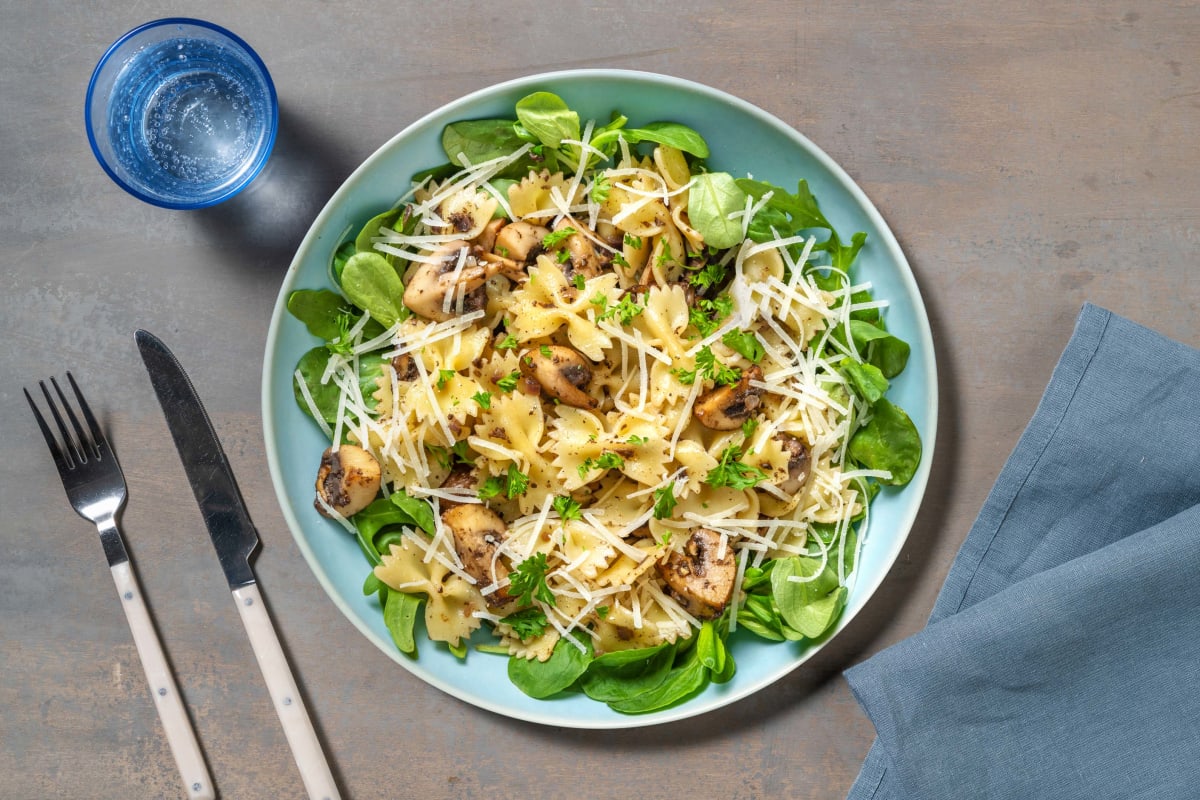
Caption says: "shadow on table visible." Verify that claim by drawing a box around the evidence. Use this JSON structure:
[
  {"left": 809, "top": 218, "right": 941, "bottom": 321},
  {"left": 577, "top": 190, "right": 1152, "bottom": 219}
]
[{"left": 191, "top": 103, "right": 359, "bottom": 274}]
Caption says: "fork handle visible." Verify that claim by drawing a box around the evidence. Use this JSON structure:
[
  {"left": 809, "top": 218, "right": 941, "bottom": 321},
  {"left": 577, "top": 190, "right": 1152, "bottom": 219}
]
[
  {"left": 232, "top": 583, "right": 340, "bottom": 800},
  {"left": 111, "top": 561, "right": 215, "bottom": 800}
]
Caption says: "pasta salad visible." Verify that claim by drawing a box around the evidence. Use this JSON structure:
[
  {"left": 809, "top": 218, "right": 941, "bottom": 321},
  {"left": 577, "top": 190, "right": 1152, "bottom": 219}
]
[{"left": 287, "top": 91, "right": 921, "bottom": 713}]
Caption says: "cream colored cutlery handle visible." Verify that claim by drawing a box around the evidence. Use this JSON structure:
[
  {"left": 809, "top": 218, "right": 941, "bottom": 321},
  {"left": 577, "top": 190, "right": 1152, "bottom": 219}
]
[
  {"left": 111, "top": 561, "right": 215, "bottom": 800},
  {"left": 232, "top": 584, "right": 340, "bottom": 800}
]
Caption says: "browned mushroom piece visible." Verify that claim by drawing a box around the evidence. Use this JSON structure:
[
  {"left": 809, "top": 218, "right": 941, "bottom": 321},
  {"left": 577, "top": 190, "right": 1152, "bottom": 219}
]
[
  {"left": 693, "top": 365, "right": 764, "bottom": 430},
  {"left": 442, "top": 503, "right": 510, "bottom": 603},
  {"left": 314, "top": 445, "right": 381, "bottom": 517},
  {"left": 437, "top": 464, "right": 477, "bottom": 511},
  {"left": 775, "top": 433, "right": 812, "bottom": 496},
  {"left": 518, "top": 345, "right": 599, "bottom": 409},
  {"left": 402, "top": 239, "right": 499, "bottom": 322},
  {"left": 475, "top": 218, "right": 506, "bottom": 254},
  {"left": 552, "top": 218, "right": 603, "bottom": 279},
  {"left": 390, "top": 352, "right": 419, "bottom": 381},
  {"left": 656, "top": 528, "right": 737, "bottom": 619},
  {"left": 493, "top": 220, "right": 550, "bottom": 262}
]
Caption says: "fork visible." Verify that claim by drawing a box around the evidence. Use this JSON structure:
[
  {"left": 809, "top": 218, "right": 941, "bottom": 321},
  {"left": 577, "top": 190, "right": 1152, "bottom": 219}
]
[{"left": 25, "top": 373, "right": 215, "bottom": 800}]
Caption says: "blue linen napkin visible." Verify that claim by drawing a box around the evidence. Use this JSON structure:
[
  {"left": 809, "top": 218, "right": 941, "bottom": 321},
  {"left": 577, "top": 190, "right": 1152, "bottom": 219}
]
[{"left": 845, "top": 303, "right": 1200, "bottom": 800}]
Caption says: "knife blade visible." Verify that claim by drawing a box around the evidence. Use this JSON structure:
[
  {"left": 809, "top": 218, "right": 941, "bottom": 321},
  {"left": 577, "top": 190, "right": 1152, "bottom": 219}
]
[{"left": 136, "top": 329, "right": 340, "bottom": 800}]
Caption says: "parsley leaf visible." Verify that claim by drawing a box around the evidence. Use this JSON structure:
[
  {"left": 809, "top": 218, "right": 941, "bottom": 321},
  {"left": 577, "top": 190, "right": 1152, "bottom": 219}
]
[
  {"left": 626, "top": 434, "right": 648, "bottom": 445},
  {"left": 496, "top": 370, "right": 521, "bottom": 392},
  {"left": 542, "top": 227, "right": 577, "bottom": 248},
  {"left": 478, "top": 475, "right": 506, "bottom": 500},
  {"left": 596, "top": 605, "right": 610, "bottom": 619},
  {"left": 598, "top": 292, "right": 644, "bottom": 325},
  {"left": 674, "top": 346, "right": 741, "bottom": 386},
  {"left": 742, "top": 418, "right": 759, "bottom": 438},
  {"left": 688, "top": 293, "right": 734, "bottom": 337},
  {"left": 508, "top": 552, "right": 555, "bottom": 607},
  {"left": 572, "top": 273, "right": 587, "bottom": 290},
  {"left": 552, "top": 495, "right": 582, "bottom": 522},
  {"left": 540, "top": 344, "right": 553, "bottom": 358},
  {"left": 476, "top": 463, "right": 530, "bottom": 500},
  {"left": 722, "top": 329, "right": 765, "bottom": 363},
  {"left": 501, "top": 607, "right": 549, "bottom": 639},
  {"left": 623, "top": 233, "right": 643, "bottom": 249},
  {"left": 472, "top": 390, "right": 492, "bottom": 409},
  {"left": 577, "top": 451, "right": 626, "bottom": 479},
  {"left": 590, "top": 175, "right": 611, "bottom": 204},
  {"left": 497, "top": 333, "right": 519, "bottom": 350},
  {"left": 704, "top": 445, "right": 769, "bottom": 490},
  {"left": 652, "top": 482, "right": 677, "bottom": 520},
  {"left": 688, "top": 261, "right": 727, "bottom": 292},
  {"left": 436, "top": 368, "right": 456, "bottom": 390},
  {"left": 611, "top": 251, "right": 630, "bottom": 269}
]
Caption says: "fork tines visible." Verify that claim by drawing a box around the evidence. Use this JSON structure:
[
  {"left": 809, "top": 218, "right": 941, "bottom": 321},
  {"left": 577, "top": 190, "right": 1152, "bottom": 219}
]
[{"left": 25, "top": 372, "right": 106, "bottom": 471}]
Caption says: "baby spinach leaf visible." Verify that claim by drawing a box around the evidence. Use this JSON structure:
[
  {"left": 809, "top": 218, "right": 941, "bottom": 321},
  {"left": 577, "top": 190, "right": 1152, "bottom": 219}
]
[
  {"left": 515, "top": 91, "right": 580, "bottom": 148},
  {"left": 579, "top": 641, "right": 676, "bottom": 703},
  {"left": 847, "top": 398, "right": 922, "bottom": 486},
  {"left": 842, "top": 361, "right": 889, "bottom": 406},
  {"left": 389, "top": 491, "right": 436, "bottom": 536},
  {"left": 341, "top": 252, "right": 406, "bottom": 328},
  {"left": 689, "top": 172, "right": 749, "bottom": 249},
  {"left": 620, "top": 121, "right": 709, "bottom": 158},
  {"left": 331, "top": 240, "right": 357, "bottom": 286},
  {"left": 442, "top": 119, "right": 529, "bottom": 168},
  {"left": 354, "top": 207, "right": 402, "bottom": 254},
  {"left": 606, "top": 637, "right": 709, "bottom": 714},
  {"left": 287, "top": 289, "right": 349, "bottom": 341},
  {"left": 771, "top": 557, "right": 845, "bottom": 638},
  {"left": 293, "top": 347, "right": 339, "bottom": 425},
  {"left": 508, "top": 634, "right": 594, "bottom": 699},
  {"left": 382, "top": 588, "right": 422, "bottom": 656},
  {"left": 850, "top": 320, "right": 911, "bottom": 378}
]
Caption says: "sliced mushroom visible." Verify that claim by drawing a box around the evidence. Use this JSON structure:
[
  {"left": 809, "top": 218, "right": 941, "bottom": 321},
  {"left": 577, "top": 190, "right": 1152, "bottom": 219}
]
[
  {"left": 442, "top": 503, "right": 510, "bottom": 602},
  {"left": 475, "top": 218, "right": 505, "bottom": 254},
  {"left": 314, "top": 444, "right": 381, "bottom": 517},
  {"left": 437, "top": 464, "right": 476, "bottom": 511},
  {"left": 775, "top": 433, "right": 812, "bottom": 496},
  {"left": 402, "top": 240, "right": 499, "bottom": 322},
  {"left": 390, "top": 352, "right": 419, "bottom": 381},
  {"left": 518, "top": 345, "right": 598, "bottom": 409},
  {"left": 493, "top": 221, "right": 550, "bottom": 262},
  {"left": 693, "top": 365, "right": 764, "bottom": 430},
  {"left": 553, "top": 218, "right": 603, "bottom": 279},
  {"left": 656, "top": 528, "right": 736, "bottom": 619}
]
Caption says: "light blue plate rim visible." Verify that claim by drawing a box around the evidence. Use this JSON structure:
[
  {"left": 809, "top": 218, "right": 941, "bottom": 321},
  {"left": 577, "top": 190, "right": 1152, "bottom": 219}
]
[{"left": 262, "top": 68, "right": 938, "bottom": 729}]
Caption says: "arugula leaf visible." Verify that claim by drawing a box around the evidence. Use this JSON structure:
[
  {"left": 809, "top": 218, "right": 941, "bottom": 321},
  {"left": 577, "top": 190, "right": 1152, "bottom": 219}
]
[
  {"left": 508, "top": 552, "right": 555, "bottom": 607},
  {"left": 689, "top": 172, "right": 748, "bottom": 249},
  {"left": 704, "top": 445, "right": 769, "bottom": 490},
  {"left": 652, "top": 482, "right": 677, "bottom": 520},
  {"left": 721, "top": 329, "right": 765, "bottom": 363},
  {"left": 847, "top": 398, "right": 922, "bottom": 485}
]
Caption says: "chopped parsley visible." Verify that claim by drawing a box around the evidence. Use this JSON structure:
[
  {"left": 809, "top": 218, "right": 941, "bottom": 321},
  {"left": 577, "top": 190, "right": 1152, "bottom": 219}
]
[
  {"left": 596, "top": 605, "right": 610, "bottom": 619},
  {"left": 552, "top": 494, "right": 583, "bottom": 522},
  {"left": 674, "top": 346, "right": 741, "bottom": 386},
  {"left": 590, "top": 175, "right": 611, "bottom": 204},
  {"left": 689, "top": 293, "right": 734, "bottom": 337},
  {"left": 688, "top": 261, "right": 727, "bottom": 292},
  {"left": 705, "top": 445, "right": 769, "bottom": 490},
  {"left": 477, "top": 463, "right": 530, "bottom": 500},
  {"left": 501, "top": 607, "right": 549, "bottom": 639},
  {"left": 436, "top": 368, "right": 456, "bottom": 390},
  {"left": 722, "top": 329, "right": 765, "bottom": 363},
  {"left": 496, "top": 370, "right": 521, "bottom": 392},
  {"left": 611, "top": 251, "right": 631, "bottom": 269},
  {"left": 556, "top": 248, "right": 571, "bottom": 263},
  {"left": 572, "top": 273, "right": 587, "bottom": 290},
  {"left": 496, "top": 333, "right": 519, "bottom": 350},
  {"left": 539, "top": 344, "right": 553, "bottom": 358},
  {"left": 626, "top": 434, "right": 648, "bottom": 445},
  {"left": 542, "top": 227, "right": 577, "bottom": 248},
  {"left": 598, "top": 292, "right": 644, "bottom": 325},
  {"left": 742, "top": 418, "right": 759, "bottom": 438},
  {"left": 472, "top": 390, "right": 492, "bottom": 409},
  {"left": 652, "top": 482, "right": 678, "bottom": 520},
  {"left": 577, "top": 451, "right": 626, "bottom": 479},
  {"left": 508, "top": 552, "right": 555, "bottom": 607},
  {"left": 623, "top": 233, "right": 643, "bottom": 249}
]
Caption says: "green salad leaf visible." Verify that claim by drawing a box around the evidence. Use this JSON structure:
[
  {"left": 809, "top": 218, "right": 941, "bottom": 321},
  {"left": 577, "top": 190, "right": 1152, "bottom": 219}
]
[
  {"left": 847, "top": 398, "right": 922, "bottom": 485},
  {"left": 688, "top": 172, "right": 748, "bottom": 249},
  {"left": 340, "top": 252, "right": 408, "bottom": 328},
  {"left": 507, "top": 634, "right": 593, "bottom": 699}
]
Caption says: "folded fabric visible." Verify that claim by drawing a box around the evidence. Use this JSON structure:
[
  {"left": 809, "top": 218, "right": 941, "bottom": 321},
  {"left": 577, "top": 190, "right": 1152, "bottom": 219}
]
[{"left": 845, "top": 304, "right": 1200, "bottom": 800}]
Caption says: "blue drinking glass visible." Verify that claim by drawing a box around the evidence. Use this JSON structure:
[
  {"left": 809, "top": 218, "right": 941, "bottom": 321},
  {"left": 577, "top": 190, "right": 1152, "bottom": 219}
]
[{"left": 85, "top": 19, "right": 278, "bottom": 209}]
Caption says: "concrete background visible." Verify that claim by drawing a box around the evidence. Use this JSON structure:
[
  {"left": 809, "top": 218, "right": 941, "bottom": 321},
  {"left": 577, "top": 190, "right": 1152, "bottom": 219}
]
[{"left": 2, "top": 1, "right": 1197, "bottom": 797}]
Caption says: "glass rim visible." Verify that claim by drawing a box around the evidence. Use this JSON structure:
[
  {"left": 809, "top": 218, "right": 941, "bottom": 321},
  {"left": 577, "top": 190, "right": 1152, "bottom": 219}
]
[{"left": 84, "top": 17, "right": 279, "bottom": 210}]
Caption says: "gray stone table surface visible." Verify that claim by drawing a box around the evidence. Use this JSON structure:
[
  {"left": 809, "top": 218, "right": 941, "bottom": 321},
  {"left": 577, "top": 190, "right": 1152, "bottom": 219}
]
[{"left": 2, "top": 1, "right": 1197, "bottom": 798}]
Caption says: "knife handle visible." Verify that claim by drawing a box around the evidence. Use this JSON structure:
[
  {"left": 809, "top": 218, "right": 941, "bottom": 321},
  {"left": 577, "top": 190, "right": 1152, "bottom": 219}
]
[
  {"left": 111, "top": 561, "right": 215, "bottom": 800},
  {"left": 232, "top": 584, "right": 341, "bottom": 800}
]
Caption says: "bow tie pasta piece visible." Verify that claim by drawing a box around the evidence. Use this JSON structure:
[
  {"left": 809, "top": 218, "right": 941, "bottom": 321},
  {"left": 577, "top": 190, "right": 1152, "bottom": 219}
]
[{"left": 375, "top": 537, "right": 485, "bottom": 648}]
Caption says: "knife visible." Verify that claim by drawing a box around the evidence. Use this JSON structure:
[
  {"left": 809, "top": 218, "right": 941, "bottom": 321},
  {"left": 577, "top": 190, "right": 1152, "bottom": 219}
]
[{"left": 136, "top": 330, "right": 340, "bottom": 800}]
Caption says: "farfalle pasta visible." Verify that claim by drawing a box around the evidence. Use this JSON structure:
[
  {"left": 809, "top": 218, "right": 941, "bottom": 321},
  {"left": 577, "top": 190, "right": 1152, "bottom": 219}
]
[{"left": 288, "top": 90, "right": 922, "bottom": 713}]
